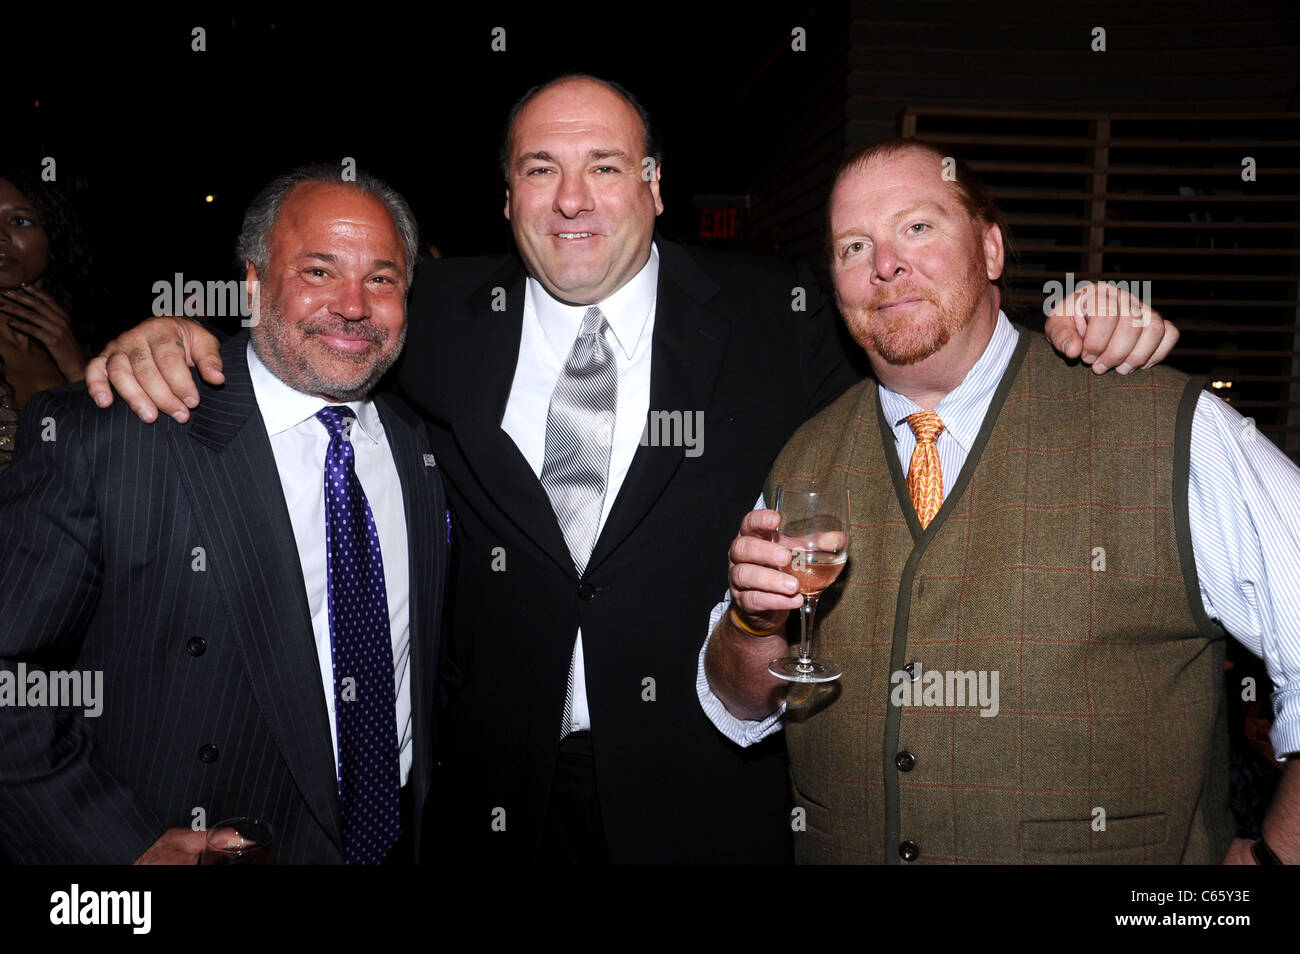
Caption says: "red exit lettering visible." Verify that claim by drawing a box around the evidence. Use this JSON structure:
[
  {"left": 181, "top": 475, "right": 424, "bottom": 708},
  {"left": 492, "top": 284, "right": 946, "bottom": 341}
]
[{"left": 699, "top": 208, "right": 739, "bottom": 240}]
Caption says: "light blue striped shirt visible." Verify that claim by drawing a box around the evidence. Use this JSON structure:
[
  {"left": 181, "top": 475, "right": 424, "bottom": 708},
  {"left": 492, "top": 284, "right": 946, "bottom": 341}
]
[{"left": 698, "top": 311, "right": 1300, "bottom": 759}]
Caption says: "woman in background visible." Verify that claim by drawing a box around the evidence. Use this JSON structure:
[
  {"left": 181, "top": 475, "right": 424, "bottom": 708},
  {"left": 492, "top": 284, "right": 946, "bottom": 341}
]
[{"left": 0, "top": 173, "right": 91, "bottom": 469}]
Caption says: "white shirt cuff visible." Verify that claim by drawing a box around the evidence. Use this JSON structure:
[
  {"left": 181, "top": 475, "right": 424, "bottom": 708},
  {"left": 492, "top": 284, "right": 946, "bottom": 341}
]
[
  {"left": 1269, "top": 684, "right": 1300, "bottom": 759},
  {"left": 696, "top": 592, "right": 785, "bottom": 747}
]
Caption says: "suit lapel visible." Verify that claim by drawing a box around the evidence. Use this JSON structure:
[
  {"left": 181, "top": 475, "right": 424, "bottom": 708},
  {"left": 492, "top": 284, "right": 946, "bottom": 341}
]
[
  {"left": 441, "top": 260, "right": 575, "bottom": 575},
  {"left": 587, "top": 240, "right": 731, "bottom": 571},
  {"left": 169, "top": 332, "right": 343, "bottom": 853},
  {"left": 373, "top": 394, "right": 443, "bottom": 835},
  {"left": 436, "top": 242, "right": 732, "bottom": 578}
]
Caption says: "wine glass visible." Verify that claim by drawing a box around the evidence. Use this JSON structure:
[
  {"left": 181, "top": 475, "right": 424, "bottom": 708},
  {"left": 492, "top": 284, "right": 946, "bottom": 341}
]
[
  {"left": 767, "top": 485, "right": 849, "bottom": 683},
  {"left": 199, "top": 817, "right": 275, "bottom": 865}
]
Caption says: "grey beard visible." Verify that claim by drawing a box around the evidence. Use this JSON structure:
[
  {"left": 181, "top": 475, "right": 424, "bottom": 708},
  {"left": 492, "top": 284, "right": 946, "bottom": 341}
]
[{"left": 250, "top": 298, "right": 406, "bottom": 402}]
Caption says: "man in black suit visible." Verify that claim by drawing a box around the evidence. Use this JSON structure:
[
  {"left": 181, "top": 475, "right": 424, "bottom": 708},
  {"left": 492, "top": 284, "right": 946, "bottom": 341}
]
[
  {"left": 0, "top": 165, "right": 447, "bottom": 864},
  {"left": 82, "top": 75, "right": 1175, "bottom": 863}
]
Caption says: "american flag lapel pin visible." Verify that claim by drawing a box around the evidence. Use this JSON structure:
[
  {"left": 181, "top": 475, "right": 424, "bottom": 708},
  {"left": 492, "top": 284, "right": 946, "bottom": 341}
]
[{"left": 422, "top": 453, "right": 437, "bottom": 468}]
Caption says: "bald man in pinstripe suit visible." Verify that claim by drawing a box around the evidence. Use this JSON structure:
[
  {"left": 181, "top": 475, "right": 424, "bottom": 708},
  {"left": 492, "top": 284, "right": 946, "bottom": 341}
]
[{"left": 0, "top": 166, "right": 447, "bottom": 864}]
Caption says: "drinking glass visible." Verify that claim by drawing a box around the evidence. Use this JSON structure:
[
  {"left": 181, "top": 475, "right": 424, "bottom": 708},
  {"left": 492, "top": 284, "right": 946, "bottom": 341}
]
[
  {"left": 198, "top": 817, "right": 275, "bottom": 865},
  {"left": 767, "top": 486, "right": 849, "bottom": 683}
]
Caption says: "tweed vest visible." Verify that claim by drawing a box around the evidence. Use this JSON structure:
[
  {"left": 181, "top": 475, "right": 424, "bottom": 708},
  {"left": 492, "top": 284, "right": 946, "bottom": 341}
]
[{"left": 769, "top": 329, "right": 1232, "bottom": 864}]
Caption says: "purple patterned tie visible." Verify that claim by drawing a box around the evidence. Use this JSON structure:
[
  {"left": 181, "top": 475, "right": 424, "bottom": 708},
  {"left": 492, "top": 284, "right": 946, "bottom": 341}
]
[{"left": 316, "top": 405, "right": 401, "bottom": 865}]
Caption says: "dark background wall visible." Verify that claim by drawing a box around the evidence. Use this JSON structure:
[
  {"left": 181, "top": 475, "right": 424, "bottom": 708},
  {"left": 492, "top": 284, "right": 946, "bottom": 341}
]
[
  {"left": 6, "top": 2, "right": 1300, "bottom": 451},
  {"left": 741, "top": 0, "right": 1300, "bottom": 456},
  {"left": 744, "top": 1, "right": 1300, "bottom": 255}
]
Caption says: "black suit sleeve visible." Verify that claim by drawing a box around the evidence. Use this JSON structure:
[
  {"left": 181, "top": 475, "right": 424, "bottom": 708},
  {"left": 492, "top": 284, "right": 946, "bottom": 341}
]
[
  {"left": 0, "top": 390, "right": 165, "bottom": 863},
  {"left": 794, "top": 262, "right": 866, "bottom": 417}
]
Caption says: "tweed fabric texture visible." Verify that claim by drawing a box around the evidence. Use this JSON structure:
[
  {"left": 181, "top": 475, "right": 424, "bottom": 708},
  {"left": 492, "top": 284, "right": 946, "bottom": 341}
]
[{"left": 768, "top": 333, "right": 1231, "bottom": 864}]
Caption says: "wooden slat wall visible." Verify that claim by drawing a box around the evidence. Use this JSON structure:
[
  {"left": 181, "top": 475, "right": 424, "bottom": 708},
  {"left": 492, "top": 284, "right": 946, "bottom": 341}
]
[
  {"left": 908, "top": 108, "right": 1300, "bottom": 458},
  {"left": 738, "top": 4, "right": 854, "bottom": 259},
  {"left": 736, "top": 0, "right": 1300, "bottom": 459}
]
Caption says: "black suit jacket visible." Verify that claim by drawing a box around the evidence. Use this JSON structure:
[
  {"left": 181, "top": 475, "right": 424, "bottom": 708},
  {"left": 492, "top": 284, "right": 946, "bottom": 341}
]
[
  {"left": 396, "top": 237, "right": 860, "bottom": 863},
  {"left": 0, "top": 331, "right": 447, "bottom": 864}
]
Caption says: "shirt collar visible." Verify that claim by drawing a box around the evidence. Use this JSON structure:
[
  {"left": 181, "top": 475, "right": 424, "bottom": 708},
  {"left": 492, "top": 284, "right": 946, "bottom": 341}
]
[
  {"left": 527, "top": 241, "right": 659, "bottom": 362},
  {"left": 246, "top": 339, "right": 384, "bottom": 444},
  {"left": 876, "top": 311, "right": 1020, "bottom": 453}
]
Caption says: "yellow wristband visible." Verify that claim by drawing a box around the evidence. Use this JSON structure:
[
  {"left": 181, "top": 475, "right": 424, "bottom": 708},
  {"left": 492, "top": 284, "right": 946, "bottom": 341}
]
[{"left": 730, "top": 607, "right": 782, "bottom": 637}]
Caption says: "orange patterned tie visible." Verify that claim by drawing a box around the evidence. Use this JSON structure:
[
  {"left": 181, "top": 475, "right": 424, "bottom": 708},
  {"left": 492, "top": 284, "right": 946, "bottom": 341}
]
[{"left": 906, "top": 411, "right": 945, "bottom": 528}]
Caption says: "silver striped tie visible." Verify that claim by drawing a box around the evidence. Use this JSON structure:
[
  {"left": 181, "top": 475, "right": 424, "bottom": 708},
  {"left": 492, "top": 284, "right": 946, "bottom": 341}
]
[{"left": 540, "top": 306, "right": 617, "bottom": 738}]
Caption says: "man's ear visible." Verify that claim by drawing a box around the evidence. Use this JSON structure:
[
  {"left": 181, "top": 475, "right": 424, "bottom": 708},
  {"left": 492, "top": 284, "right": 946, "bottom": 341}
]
[
  {"left": 983, "top": 222, "right": 1005, "bottom": 282},
  {"left": 243, "top": 262, "right": 260, "bottom": 314},
  {"left": 504, "top": 188, "right": 511, "bottom": 221},
  {"left": 649, "top": 159, "right": 664, "bottom": 216}
]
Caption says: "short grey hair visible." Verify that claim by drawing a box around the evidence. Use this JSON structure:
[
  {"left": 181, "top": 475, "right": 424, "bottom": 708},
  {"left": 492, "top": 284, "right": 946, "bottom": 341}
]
[{"left": 236, "top": 162, "right": 420, "bottom": 285}]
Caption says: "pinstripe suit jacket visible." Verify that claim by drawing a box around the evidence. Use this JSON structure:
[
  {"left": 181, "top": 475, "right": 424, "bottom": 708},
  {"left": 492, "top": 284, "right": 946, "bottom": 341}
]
[{"left": 0, "top": 331, "right": 447, "bottom": 864}]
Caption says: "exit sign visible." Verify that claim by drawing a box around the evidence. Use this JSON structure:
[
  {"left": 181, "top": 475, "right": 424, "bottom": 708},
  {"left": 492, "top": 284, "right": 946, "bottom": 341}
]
[
  {"left": 694, "top": 194, "right": 748, "bottom": 243},
  {"left": 699, "top": 207, "right": 741, "bottom": 240}
]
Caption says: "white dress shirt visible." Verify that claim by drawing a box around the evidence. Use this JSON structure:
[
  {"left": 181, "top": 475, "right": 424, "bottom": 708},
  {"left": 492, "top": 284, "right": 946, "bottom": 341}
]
[
  {"left": 699, "top": 312, "right": 1300, "bottom": 759},
  {"left": 501, "top": 244, "right": 659, "bottom": 733},
  {"left": 246, "top": 342, "right": 413, "bottom": 786}
]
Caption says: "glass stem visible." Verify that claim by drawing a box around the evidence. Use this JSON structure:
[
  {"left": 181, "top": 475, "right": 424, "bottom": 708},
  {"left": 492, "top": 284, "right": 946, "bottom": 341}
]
[{"left": 796, "top": 592, "right": 820, "bottom": 669}]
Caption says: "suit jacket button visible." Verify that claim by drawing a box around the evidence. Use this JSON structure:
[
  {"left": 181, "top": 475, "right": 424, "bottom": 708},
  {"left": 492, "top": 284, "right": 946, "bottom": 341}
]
[
  {"left": 899, "top": 840, "right": 919, "bottom": 862},
  {"left": 199, "top": 744, "right": 219, "bottom": 763},
  {"left": 895, "top": 750, "right": 916, "bottom": 772},
  {"left": 186, "top": 637, "right": 207, "bottom": 657},
  {"left": 578, "top": 582, "right": 597, "bottom": 601}
]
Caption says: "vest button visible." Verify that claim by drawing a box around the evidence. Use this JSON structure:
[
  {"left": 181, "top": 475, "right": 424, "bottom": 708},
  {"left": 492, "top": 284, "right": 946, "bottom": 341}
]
[
  {"left": 186, "top": 637, "right": 207, "bottom": 657},
  {"left": 899, "top": 840, "right": 919, "bottom": 862},
  {"left": 199, "top": 744, "right": 219, "bottom": 763},
  {"left": 578, "top": 582, "right": 597, "bottom": 601},
  {"left": 905, "top": 660, "right": 920, "bottom": 682},
  {"left": 895, "top": 750, "right": 916, "bottom": 772}
]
